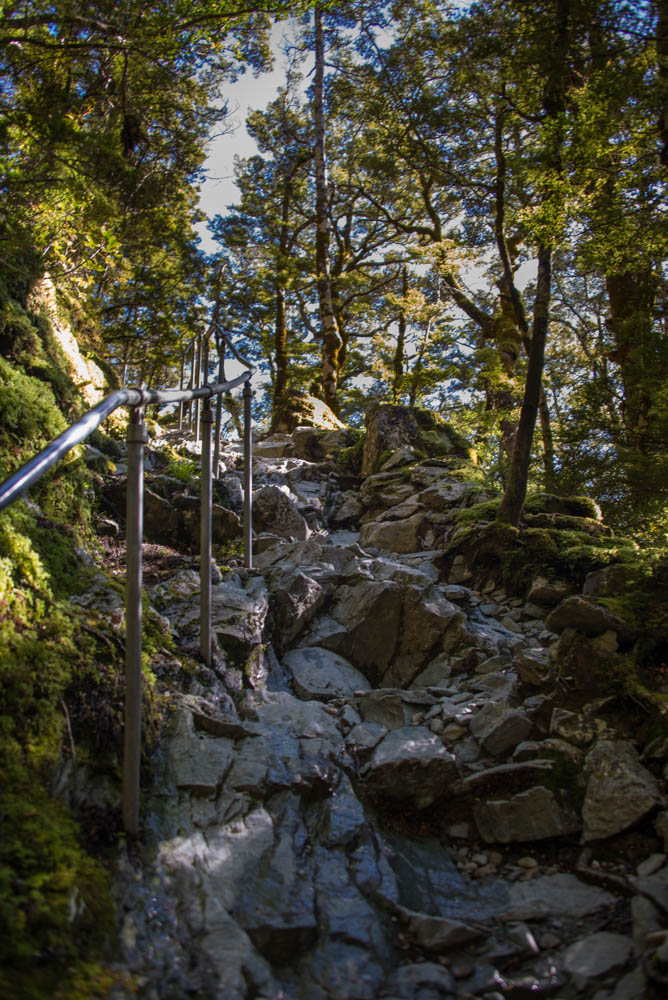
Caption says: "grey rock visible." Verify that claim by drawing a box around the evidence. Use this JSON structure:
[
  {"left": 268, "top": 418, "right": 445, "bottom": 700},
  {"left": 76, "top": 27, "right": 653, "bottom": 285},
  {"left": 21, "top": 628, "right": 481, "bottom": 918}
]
[
  {"left": 314, "top": 775, "right": 367, "bottom": 848},
  {"left": 449, "top": 553, "right": 473, "bottom": 584},
  {"left": 231, "top": 795, "right": 317, "bottom": 962},
  {"left": 546, "top": 595, "right": 635, "bottom": 641},
  {"left": 582, "top": 739, "right": 663, "bottom": 842},
  {"left": 412, "top": 652, "right": 453, "bottom": 688},
  {"left": 631, "top": 893, "right": 664, "bottom": 954},
  {"left": 361, "top": 404, "right": 470, "bottom": 476},
  {"left": 200, "top": 900, "right": 276, "bottom": 1000},
  {"left": 253, "top": 435, "right": 291, "bottom": 459},
  {"left": 270, "top": 567, "right": 330, "bottom": 647},
  {"left": 503, "top": 873, "right": 617, "bottom": 920},
  {"left": 166, "top": 710, "right": 234, "bottom": 793},
  {"left": 394, "top": 904, "right": 486, "bottom": 951},
  {"left": 527, "top": 575, "right": 572, "bottom": 608},
  {"left": 359, "top": 511, "right": 427, "bottom": 554},
  {"left": 380, "top": 961, "right": 457, "bottom": 998},
  {"left": 345, "top": 722, "right": 388, "bottom": 753},
  {"left": 365, "top": 726, "right": 458, "bottom": 808},
  {"left": 469, "top": 702, "right": 533, "bottom": 757},
  {"left": 331, "top": 492, "right": 364, "bottom": 525},
  {"left": 583, "top": 564, "right": 637, "bottom": 597},
  {"left": 550, "top": 707, "right": 602, "bottom": 747},
  {"left": 474, "top": 786, "right": 581, "bottom": 843},
  {"left": 656, "top": 811, "right": 668, "bottom": 851},
  {"left": 289, "top": 940, "right": 385, "bottom": 1000},
  {"left": 636, "top": 853, "right": 666, "bottom": 878},
  {"left": 593, "top": 965, "right": 647, "bottom": 1000},
  {"left": 211, "top": 576, "right": 269, "bottom": 659},
  {"left": 356, "top": 690, "right": 420, "bottom": 730},
  {"left": 313, "top": 846, "right": 388, "bottom": 954},
  {"left": 513, "top": 647, "right": 549, "bottom": 686},
  {"left": 283, "top": 646, "right": 371, "bottom": 701},
  {"left": 253, "top": 484, "right": 310, "bottom": 540},
  {"left": 630, "top": 875, "right": 668, "bottom": 916},
  {"left": 252, "top": 691, "right": 342, "bottom": 742},
  {"left": 563, "top": 931, "right": 633, "bottom": 979}
]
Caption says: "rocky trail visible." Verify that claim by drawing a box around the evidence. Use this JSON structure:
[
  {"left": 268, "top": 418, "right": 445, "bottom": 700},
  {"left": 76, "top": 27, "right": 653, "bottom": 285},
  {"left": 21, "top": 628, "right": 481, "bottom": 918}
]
[{"left": 76, "top": 411, "right": 668, "bottom": 1000}]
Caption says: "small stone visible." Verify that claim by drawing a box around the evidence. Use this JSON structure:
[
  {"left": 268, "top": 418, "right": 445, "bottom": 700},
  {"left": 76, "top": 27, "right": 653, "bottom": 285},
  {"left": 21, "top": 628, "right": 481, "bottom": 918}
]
[{"left": 447, "top": 822, "right": 471, "bottom": 840}]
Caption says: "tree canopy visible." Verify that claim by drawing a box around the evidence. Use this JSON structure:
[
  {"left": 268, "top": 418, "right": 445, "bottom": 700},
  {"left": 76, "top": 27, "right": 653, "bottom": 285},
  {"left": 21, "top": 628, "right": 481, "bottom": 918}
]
[{"left": 1, "top": 0, "right": 666, "bottom": 532}]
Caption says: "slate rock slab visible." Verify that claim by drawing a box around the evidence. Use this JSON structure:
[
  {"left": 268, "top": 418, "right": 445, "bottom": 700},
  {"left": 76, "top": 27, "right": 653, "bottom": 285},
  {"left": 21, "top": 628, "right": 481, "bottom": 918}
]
[
  {"left": 365, "top": 726, "right": 458, "bottom": 808},
  {"left": 582, "top": 739, "right": 663, "bottom": 842},
  {"left": 166, "top": 710, "right": 234, "bottom": 793},
  {"left": 474, "top": 785, "right": 581, "bottom": 843},
  {"left": 469, "top": 702, "right": 533, "bottom": 757},
  {"left": 282, "top": 646, "right": 371, "bottom": 701},
  {"left": 563, "top": 931, "right": 633, "bottom": 979},
  {"left": 502, "top": 873, "right": 617, "bottom": 920}
]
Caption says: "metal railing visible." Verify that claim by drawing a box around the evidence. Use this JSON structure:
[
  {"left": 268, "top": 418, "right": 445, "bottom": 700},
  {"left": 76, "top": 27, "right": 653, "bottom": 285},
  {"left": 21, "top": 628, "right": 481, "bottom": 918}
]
[{"left": 0, "top": 332, "right": 254, "bottom": 835}]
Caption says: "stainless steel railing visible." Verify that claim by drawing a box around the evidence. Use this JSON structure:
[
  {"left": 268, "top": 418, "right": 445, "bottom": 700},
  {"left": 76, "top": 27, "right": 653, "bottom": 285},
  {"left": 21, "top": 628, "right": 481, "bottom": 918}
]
[{"left": 0, "top": 332, "right": 254, "bottom": 835}]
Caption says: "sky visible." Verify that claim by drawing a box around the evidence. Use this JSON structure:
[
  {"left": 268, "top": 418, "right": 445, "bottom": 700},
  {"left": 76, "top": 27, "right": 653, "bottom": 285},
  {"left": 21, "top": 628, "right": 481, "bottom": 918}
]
[{"left": 197, "top": 21, "right": 296, "bottom": 251}]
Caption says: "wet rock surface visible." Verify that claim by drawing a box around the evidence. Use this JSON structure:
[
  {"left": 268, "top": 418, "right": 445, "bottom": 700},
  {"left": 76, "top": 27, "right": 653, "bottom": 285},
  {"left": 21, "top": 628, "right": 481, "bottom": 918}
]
[{"left": 109, "top": 421, "right": 668, "bottom": 999}]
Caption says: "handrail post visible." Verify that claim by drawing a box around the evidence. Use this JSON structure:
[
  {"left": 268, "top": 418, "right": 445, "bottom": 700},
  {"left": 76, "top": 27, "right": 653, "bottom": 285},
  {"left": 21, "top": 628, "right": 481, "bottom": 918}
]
[
  {"left": 213, "top": 351, "right": 224, "bottom": 478},
  {"left": 200, "top": 400, "right": 213, "bottom": 666},
  {"left": 194, "top": 335, "right": 202, "bottom": 442},
  {"left": 243, "top": 380, "right": 253, "bottom": 570},
  {"left": 124, "top": 407, "right": 147, "bottom": 836}
]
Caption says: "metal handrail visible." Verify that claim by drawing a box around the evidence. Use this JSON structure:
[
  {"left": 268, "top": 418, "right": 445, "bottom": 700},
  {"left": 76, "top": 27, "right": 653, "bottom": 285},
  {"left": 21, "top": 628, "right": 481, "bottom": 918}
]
[{"left": 0, "top": 338, "right": 255, "bottom": 836}]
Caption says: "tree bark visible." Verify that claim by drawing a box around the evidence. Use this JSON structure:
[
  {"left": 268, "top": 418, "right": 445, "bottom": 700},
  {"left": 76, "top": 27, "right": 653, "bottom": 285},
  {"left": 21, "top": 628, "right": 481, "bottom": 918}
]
[
  {"left": 497, "top": 245, "right": 553, "bottom": 526},
  {"left": 539, "top": 386, "right": 557, "bottom": 491},
  {"left": 605, "top": 268, "right": 658, "bottom": 455},
  {"left": 393, "top": 265, "right": 408, "bottom": 400},
  {"left": 270, "top": 170, "right": 293, "bottom": 432},
  {"left": 313, "top": 6, "right": 342, "bottom": 413}
]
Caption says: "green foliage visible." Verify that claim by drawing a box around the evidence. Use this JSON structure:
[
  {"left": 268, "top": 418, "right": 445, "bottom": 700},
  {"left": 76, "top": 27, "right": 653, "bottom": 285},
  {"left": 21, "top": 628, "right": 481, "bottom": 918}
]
[{"left": 165, "top": 455, "right": 197, "bottom": 484}]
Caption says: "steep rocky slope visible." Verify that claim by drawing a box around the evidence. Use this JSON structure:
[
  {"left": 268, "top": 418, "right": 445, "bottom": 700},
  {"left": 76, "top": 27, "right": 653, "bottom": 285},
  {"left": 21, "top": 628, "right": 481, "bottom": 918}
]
[{"left": 68, "top": 410, "right": 668, "bottom": 999}]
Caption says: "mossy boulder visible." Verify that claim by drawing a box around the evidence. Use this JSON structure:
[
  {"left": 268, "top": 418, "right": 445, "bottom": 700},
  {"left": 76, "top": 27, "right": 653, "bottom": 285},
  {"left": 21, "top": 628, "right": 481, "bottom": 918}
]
[
  {"left": 444, "top": 499, "right": 640, "bottom": 596},
  {"left": 524, "top": 493, "right": 602, "bottom": 521},
  {"left": 362, "top": 405, "right": 474, "bottom": 477}
]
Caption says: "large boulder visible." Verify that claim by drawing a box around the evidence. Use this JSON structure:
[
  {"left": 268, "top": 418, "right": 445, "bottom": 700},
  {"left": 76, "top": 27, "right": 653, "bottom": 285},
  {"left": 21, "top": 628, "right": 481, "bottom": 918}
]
[
  {"left": 272, "top": 392, "right": 345, "bottom": 432},
  {"left": 253, "top": 485, "right": 309, "bottom": 541},
  {"left": 469, "top": 703, "right": 533, "bottom": 757},
  {"left": 473, "top": 785, "right": 581, "bottom": 843},
  {"left": 359, "top": 512, "right": 428, "bottom": 554},
  {"left": 581, "top": 739, "right": 663, "bottom": 841},
  {"left": 546, "top": 595, "right": 635, "bottom": 642},
  {"left": 362, "top": 405, "right": 473, "bottom": 476},
  {"left": 282, "top": 647, "right": 371, "bottom": 701},
  {"left": 363, "top": 726, "right": 458, "bottom": 808}
]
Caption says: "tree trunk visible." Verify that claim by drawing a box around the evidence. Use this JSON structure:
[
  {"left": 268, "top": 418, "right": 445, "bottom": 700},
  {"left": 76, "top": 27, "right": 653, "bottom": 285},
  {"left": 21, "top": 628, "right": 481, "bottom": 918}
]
[
  {"left": 539, "top": 386, "right": 557, "bottom": 491},
  {"left": 497, "top": 245, "right": 553, "bottom": 527},
  {"left": 271, "top": 285, "right": 289, "bottom": 431},
  {"left": 270, "top": 172, "right": 293, "bottom": 432},
  {"left": 393, "top": 265, "right": 408, "bottom": 401},
  {"left": 605, "top": 269, "right": 658, "bottom": 454},
  {"left": 313, "top": 6, "right": 343, "bottom": 413}
]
